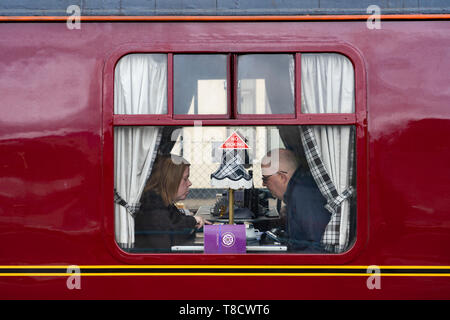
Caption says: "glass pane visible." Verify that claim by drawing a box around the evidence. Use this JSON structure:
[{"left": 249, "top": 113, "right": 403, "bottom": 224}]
[
  {"left": 301, "top": 53, "right": 355, "bottom": 113},
  {"left": 114, "top": 54, "right": 167, "bottom": 114},
  {"left": 116, "top": 125, "right": 356, "bottom": 254},
  {"left": 237, "top": 54, "right": 295, "bottom": 114},
  {"left": 174, "top": 54, "right": 228, "bottom": 115}
]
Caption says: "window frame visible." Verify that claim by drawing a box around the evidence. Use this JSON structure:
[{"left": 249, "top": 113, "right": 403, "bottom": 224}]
[{"left": 102, "top": 42, "right": 367, "bottom": 265}]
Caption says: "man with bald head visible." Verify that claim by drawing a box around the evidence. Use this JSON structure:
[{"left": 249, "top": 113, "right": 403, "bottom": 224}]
[{"left": 261, "top": 148, "right": 330, "bottom": 252}]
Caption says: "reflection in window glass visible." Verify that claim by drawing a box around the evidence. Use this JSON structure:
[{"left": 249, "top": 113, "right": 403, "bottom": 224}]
[
  {"left": 174, "top": 54, "right": 228, "bottom": 115},
  {"left": 237, "top": 54, "right": 295, "bottom": 114},
  {"left": 114, "top": 125, "right": 356, "bottom": 254}
]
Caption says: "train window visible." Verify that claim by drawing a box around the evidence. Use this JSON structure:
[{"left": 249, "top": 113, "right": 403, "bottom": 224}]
[
  {"left": 114, "top": 53, "right": 168, "bottom": 114},
  {"left": 111, "top": 51, "right": 359, "bottom": 256},
  {"left": 114, "top": 125, "right": 356, "bottom": 254},
  {"left": 237, "top": 54, "right": 295, "bottom": 115},
  {"left": 174, "top": 54, "right": 228, "bottom": 115}
]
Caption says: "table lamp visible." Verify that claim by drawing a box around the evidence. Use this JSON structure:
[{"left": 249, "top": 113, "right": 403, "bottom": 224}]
[{"left": 211, "top": 148, "right": 253, "bottom": 224}]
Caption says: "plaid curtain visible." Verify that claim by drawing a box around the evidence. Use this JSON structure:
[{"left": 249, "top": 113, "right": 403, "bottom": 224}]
[
  {"left": 300, "top": 53, "right": 355, "bottom": 253},
  {"left": 300, "top": 126, "right": 354, "bottom": 253}
]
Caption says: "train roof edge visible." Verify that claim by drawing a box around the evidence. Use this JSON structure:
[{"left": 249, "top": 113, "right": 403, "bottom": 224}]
[{"left": 1, "top": 1, "right": 450, "bottom": 17}]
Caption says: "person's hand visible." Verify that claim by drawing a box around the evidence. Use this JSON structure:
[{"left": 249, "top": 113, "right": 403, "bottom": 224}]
[
  {"left": 279, "top": 205, "right": 287, "bottom": 218},
  {"left": 194, "top": 216, "right": 212, "bottom": 229}
]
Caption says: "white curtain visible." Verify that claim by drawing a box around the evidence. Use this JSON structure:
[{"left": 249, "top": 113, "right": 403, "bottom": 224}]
[
  {"left": 301, "top": 53, "right": 354, "bottom": 114},
  {"left": 289, "top": 56, "right": 295, "bottom": 99},
  {"left": 300, "top": 53, "right": 355, "bottom": 252},
  {"left": 114, "top": 54, "right": 167, "bottom": 248},
  {"left": 114, "top": 53, "right": 167, "bottom": 114}
]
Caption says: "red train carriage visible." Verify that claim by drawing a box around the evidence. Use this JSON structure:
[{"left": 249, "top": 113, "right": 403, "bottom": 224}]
[{"left": 1, "top": 8, "right": 450, "bottom": 300}]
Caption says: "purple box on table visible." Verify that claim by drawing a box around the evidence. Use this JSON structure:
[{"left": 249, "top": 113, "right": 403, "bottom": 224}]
[{"left": 204, "top": 224, "right": 246, "bottom": 254}]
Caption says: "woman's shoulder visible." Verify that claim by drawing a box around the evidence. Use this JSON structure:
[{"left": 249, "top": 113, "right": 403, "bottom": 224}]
[
  {"left": 140, "top": 189, "right": 166, "bottom": 209},
  {"left": 135, "top": 190, "right": 169, "bottom": 228}
]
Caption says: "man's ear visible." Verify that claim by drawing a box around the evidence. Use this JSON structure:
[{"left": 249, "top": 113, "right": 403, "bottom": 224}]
[{"left": 280, "top": 172, "right": 289, "bottom": 184}]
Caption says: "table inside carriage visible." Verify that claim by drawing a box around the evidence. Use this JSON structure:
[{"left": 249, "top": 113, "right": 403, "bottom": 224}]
[{"left": 171, "top": 205, "right": 287, "bottom": 253}]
